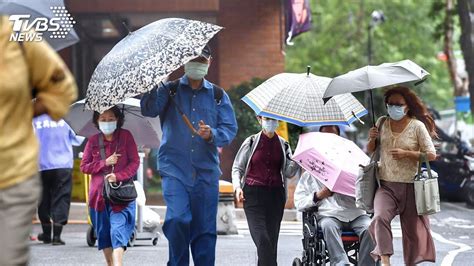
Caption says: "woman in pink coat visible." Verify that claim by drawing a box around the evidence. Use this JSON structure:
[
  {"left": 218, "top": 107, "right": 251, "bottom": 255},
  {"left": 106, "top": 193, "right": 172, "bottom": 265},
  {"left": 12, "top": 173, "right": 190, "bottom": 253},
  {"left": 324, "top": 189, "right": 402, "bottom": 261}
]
[{"left": 81, "top": 106, "right": 139, "bottom": 266}]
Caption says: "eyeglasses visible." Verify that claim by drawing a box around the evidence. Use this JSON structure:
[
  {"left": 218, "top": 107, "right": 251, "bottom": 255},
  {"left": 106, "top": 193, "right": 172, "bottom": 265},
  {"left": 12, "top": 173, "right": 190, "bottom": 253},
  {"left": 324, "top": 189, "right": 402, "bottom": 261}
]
[{"left": 386, "top": 103, "right": 406, "bottom": 107}]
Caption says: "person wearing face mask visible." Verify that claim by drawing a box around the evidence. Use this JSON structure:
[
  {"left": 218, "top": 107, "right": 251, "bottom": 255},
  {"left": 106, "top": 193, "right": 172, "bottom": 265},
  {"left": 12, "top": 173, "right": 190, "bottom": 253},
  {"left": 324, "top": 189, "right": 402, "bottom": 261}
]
[
  {"left": 232, "top": 116, "right": 300, "bottom": 266},
  {"left": 140, "top": 44, "right": 238, "bottom": 265},
  {"left": 367, "top": 86, "right": 438, "bottom": 266},
  {"left": 80, "top": 106, "right": 139, "bottom": 266}
]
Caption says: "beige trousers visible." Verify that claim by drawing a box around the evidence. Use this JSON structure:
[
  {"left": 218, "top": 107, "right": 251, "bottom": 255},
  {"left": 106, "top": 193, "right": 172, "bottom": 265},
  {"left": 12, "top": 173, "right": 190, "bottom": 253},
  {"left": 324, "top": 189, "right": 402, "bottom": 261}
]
[{"left": 0, "top": 174, "right": 41, "bottom": 266}]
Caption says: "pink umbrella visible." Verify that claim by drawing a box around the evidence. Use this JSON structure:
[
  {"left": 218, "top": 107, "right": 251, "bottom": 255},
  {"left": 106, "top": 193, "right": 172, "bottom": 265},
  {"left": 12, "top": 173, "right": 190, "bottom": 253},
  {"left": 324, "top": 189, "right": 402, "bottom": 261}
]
[{"left": 293, "top": 132, "right": 370, "bottom": 197}]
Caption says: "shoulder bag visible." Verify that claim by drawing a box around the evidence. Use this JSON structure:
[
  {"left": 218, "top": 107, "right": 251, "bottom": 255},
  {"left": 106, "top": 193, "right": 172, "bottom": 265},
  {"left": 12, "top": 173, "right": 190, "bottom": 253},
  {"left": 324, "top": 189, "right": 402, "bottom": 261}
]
[
  {"left": 99, "top": 134, "right": 137, "bottom": 205},
  {"left": 355, "top": 117, "right": 387, "bottom": 213}
]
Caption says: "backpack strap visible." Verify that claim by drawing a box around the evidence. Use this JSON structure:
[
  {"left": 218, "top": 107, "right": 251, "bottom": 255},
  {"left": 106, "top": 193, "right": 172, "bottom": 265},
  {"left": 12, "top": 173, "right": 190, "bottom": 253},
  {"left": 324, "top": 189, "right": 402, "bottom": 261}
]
[
  {"left": 212, "top": 84, "right": 224, "bottom": 105},
  {"left": 160, "top": 79, "right": 180, "bottom": 124},
  {"left": 160, "top": 80, "right": 224, "bottom": 126}
]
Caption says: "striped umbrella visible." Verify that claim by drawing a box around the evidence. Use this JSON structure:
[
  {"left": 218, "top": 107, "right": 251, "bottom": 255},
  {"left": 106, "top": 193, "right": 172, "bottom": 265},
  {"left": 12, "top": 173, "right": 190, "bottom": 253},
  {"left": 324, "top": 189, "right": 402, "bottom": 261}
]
[{"left": 242, "top": 70, "right": 367, "bottom": 127}]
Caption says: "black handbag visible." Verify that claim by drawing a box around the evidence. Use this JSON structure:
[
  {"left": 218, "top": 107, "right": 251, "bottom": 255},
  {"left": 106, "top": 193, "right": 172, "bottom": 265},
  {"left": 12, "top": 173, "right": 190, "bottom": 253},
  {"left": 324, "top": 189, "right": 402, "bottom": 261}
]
[
  {"left": 99, "top": 134, "right": 137, "bottom": 205},
  {"left": 103, "top": 178, "right": 137, "bottom": 205}
]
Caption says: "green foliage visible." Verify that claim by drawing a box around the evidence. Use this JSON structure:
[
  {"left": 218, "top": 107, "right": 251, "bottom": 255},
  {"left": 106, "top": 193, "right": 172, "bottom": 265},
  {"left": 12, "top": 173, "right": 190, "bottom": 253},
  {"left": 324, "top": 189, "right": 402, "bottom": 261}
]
[
  {"left": 285, "top": 0, "right": 454, "bottom": 127},
  {"left": 227, "top": 78, "right": 265, "bottom": 143}
]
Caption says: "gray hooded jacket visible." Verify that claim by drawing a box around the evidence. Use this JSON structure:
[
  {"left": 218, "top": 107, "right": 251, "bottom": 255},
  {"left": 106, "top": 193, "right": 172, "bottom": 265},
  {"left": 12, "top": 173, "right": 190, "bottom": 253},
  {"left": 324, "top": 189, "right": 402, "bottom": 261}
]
[{"left": 231, "top": 132, "right": 300, "bottom": 200}]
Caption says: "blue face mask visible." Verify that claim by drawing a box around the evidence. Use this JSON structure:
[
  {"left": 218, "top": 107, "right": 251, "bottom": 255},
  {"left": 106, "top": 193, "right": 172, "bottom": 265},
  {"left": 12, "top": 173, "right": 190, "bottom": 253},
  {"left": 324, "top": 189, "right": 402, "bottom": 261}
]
[
  {"left": 387, "top": 105, "right": 406, "bottom": 121},
  {"left": 184, "top": 62, "right": 209, "bottom": 80},
  {"left": 99, "top": 121, "right": 117, "bottom": 135},
  {"left": 262, "top": 119, "right": 278, "bottom": 133}
]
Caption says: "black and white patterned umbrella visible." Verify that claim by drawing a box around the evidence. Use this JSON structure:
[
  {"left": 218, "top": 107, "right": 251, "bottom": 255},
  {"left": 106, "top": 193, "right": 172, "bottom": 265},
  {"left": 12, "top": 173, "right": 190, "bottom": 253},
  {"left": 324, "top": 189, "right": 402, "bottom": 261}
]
[{"left": 85, "top": 18, "right": 222, "bottom": 113}]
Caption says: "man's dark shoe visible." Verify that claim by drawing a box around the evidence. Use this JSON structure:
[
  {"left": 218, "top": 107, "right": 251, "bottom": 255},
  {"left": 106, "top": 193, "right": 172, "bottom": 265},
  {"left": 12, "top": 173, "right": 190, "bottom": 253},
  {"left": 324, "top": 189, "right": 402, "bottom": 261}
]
[
  {"left": 52, "top": 223, "right": 65, "bottom": 245},
  {"left": 38, "top": 223, "right": 52, "bottom": 244},
  {"left": 52, "top": 237, "right": 65, "bottom": 245},
  {"left": 37, "top": 233, "right": 52, "bottom": 244}
]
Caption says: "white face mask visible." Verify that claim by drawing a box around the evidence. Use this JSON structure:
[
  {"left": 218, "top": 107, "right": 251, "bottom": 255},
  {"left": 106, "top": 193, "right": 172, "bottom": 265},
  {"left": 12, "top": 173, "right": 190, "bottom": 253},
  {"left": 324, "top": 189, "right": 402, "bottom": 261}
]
[
  {"left": 262, "top": 119, "right": 278, "bottom": 133},
  {"left": 386, "top": 105, "right": 407, "bottom": 121},
  {"left": 99, "top": 121, "right": 117, "bottom": 135},
  {"left": 184, "top": 62, "right": 209, "bottom": 80}
]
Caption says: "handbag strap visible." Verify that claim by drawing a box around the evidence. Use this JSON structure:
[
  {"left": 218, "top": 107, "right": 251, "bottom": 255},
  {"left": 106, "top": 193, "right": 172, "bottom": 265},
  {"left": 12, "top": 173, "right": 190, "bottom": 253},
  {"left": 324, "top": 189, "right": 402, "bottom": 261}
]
[
  {"left": 97, "top": 131, "right": 120, "bottom": 174},
  {"left": 372, "top": 117, "right": 387, "bottom": 161},
  {"left": 417, "top": 152, "right": 434, "bottom": 179}
]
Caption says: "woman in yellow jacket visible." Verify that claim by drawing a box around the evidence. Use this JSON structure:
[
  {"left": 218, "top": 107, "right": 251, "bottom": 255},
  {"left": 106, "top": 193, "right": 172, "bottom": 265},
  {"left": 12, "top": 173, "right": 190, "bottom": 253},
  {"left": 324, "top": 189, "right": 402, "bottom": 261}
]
[{"left": 0, "top": 16, "right": 77, "bottom": 265}]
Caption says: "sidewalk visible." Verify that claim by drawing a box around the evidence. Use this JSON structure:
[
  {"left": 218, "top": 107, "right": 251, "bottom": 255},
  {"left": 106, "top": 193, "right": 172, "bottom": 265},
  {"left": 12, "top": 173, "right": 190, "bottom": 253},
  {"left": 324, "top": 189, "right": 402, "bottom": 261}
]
[{"left": 58, "top": 202, "right": 299, "bottom": 224}]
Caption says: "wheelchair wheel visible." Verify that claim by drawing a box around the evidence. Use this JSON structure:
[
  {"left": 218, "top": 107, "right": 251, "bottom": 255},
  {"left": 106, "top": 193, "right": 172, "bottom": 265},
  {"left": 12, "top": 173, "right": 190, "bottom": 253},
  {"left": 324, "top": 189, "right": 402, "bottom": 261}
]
[
  {"left": 86, "top": 225, "right": 96, "bottom": 247},
  {"left": 292, "top": 257, "right": 302, "bottom": 266}
]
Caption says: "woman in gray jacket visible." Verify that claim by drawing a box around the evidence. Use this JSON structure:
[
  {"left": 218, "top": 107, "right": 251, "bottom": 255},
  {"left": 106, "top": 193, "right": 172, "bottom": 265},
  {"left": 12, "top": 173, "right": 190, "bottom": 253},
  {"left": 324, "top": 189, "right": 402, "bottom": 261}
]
[{"left": 232, "top": 116, "right": 299, "bottom": 266}]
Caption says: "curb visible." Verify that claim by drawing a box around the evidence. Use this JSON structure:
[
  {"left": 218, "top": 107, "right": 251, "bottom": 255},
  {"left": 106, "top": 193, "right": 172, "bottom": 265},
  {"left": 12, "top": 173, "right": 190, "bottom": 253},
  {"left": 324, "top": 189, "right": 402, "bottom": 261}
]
[{"left": 66, "top": 202, "right": 299, "bottom": 223}]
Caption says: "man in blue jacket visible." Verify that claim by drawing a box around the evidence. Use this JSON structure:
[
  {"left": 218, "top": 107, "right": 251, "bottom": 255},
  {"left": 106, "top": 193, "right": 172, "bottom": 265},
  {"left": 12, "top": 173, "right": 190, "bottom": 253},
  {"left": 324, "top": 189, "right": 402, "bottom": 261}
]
[{"left": 141, "top": 45, "right": 238, "bottom": 266}]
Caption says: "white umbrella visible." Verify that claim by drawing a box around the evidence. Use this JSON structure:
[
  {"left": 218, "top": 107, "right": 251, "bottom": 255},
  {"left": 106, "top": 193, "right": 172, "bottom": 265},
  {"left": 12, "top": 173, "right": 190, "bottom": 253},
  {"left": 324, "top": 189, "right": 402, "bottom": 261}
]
[
  {"left": 241, "top": 70, "right": 367, "bottom": 127},
  {"left": 323, "top": 59, "right": 429, "bottom": 125},
  {"left": 65, "top": 98, "right": 162, "bottom": 148}
]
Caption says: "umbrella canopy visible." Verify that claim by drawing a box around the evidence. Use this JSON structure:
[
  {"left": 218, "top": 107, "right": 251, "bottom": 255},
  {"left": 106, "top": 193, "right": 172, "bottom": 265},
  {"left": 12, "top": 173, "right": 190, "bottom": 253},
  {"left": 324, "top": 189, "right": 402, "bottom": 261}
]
[
  {"left": 0, "top": 0, "right": 79, "bottom": 51},
  {"left": 65, "top": 98, "right": 162, "bottom": 148},
  {"left": 293, "top": 132, "right": 370, "bottom": 197},
  {"left": 323, "top": 59, "right": 430, "bottom": 99},
  {"left": 241, "top": 72, "right": 367, "bottom": 127},
  {"left": 85, "top": 18, "right": 222, "bottom": 113}
]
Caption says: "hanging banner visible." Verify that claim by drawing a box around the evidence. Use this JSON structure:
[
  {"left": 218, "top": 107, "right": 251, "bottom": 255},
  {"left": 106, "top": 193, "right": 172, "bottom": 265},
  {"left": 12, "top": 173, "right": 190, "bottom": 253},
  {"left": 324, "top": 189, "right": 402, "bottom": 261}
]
[{"left": 285, "top": 0, "right": 312, "bottom": 45}]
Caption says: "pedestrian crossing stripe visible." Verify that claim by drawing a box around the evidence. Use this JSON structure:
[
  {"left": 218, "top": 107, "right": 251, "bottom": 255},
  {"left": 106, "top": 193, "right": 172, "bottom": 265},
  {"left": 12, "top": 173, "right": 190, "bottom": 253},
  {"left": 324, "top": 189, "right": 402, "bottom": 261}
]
[{"left": 235, "top": 221, "right": 402, "bottom": 237}]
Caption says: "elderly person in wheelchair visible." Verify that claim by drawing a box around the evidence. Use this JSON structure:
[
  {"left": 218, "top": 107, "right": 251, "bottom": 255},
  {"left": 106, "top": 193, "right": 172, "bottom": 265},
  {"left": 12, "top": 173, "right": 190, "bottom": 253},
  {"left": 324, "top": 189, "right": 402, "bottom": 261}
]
[{"left": 293, "top": 125, "right": 378, "bottom": 266}]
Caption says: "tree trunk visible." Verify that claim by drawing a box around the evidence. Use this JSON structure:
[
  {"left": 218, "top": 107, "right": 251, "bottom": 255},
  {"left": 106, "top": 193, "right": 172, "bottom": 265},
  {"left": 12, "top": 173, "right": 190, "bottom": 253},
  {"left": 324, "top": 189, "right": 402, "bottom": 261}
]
[
  {"left": 458, "top": 0, "right": 474, "bottom": 113},
  {"left": 446, "top": 0, "right": 464, "bottom": 96}
]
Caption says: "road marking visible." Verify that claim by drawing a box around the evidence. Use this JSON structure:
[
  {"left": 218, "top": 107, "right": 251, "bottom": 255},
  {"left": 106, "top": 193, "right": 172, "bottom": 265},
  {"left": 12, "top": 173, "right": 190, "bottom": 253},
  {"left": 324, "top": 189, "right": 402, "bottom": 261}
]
[
  {"left": 235, "top": 220, "right": 403, "bottom": 237},
  {"left": 430, "top": 231, "right": 472, "bottom": 266}
]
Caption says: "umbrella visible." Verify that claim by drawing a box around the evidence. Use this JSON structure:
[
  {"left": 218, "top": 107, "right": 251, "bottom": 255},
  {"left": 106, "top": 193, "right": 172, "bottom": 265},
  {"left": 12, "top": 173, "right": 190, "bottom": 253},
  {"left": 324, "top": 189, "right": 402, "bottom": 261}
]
[
  {"left": 241, "top": 68, "right": 368, "bottom": 127},
  {"left": 0, "top": 0, "right": 79, "bottom": 51},
  {"left": 85, "top": 18, "right": 222, "bottom": 113},
  {"left": 293, "top": 132, "right": 370, "bottom": 197},
  {"left": 65, "top": 98, "right": 162, "bottom": 148},
  {"left": 322, "top": 59, "right": 430, "bottom": 125}
]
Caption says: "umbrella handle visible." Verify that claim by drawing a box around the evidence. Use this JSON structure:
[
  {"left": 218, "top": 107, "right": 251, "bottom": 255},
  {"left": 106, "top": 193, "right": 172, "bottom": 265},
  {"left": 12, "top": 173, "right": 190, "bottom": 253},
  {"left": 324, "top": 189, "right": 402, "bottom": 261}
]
[
  {"left": 369, "top": 90, "right": 376, "bottom": 127},
  {"left": 351, "top": 111, "right": 365, "bottom": 125}
]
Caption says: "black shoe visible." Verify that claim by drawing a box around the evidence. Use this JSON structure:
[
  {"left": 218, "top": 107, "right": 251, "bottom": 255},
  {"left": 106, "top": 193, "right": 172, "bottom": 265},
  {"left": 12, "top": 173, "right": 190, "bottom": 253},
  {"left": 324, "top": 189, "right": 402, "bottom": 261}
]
[
  {"left": 52, "top": 237, "right": 65, "bottom": 245},
  {"left": 52, "top": 223, "right": 65, "bottom": 245},
  {"left": 37, "top": 233, "right": 52, "bottom": 244},
  {"left": 38, "top": 223, "right": 52, "bottom": 244}
]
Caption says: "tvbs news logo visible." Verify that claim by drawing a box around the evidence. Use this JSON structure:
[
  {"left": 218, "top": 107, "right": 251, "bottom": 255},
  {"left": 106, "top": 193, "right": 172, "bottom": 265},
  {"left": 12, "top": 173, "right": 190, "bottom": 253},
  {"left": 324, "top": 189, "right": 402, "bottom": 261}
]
[{"left": 9, "top": 6, "right": 76, "bottom": 42}]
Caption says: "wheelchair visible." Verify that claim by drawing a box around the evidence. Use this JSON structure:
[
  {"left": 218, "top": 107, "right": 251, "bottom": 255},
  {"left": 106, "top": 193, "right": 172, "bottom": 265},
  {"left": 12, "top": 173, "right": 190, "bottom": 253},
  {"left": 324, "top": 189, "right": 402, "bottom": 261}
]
[{"left": 292, "top": 207, "right": 360, "bottom": 266}]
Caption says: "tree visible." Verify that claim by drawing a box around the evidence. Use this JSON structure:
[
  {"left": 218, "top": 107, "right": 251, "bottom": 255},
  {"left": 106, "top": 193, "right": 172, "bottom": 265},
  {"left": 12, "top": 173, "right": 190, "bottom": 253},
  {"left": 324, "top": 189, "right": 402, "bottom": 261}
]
[
  {"left": 285, "top": 0, "right": 453, "bottom": 125},
  {"left": 458, "top": 0, "right": 474, "bottom": 114},
  {"left": 443, "top": 0, "right": 467, "bottom": 96}
]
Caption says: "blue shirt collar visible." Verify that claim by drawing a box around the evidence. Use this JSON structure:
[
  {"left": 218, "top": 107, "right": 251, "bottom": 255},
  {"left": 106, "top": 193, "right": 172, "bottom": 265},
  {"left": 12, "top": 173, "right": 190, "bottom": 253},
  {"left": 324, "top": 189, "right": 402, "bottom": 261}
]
[{"left": 180, "top": 76, "right": 213, "bottom": 90}]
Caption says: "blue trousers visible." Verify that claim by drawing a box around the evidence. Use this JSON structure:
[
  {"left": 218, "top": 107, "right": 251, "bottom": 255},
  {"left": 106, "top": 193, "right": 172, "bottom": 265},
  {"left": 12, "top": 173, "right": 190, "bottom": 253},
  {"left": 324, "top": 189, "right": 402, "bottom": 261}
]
[
  {"left": 162, "top": 175, "right": 219, "bottom": 266},
  {"left": 89, "top": 201, "right": 136, "bottom": 250}
]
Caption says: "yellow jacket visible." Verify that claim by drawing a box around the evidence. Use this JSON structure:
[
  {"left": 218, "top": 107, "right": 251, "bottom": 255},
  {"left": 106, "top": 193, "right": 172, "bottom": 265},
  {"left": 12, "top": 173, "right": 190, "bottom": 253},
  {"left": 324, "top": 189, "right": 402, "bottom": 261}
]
[{"left": 0, "top": 16, "right": 77, "bottom": 189}]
